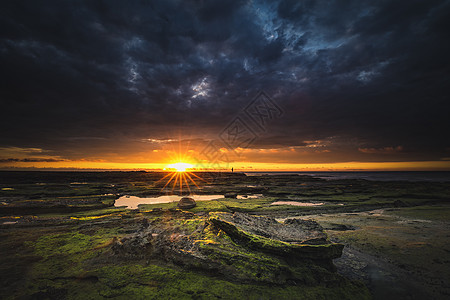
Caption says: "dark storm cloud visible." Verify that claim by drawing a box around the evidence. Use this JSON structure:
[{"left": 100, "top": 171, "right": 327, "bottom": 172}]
[
  {"left": 1, "top": 0, "right": 450, "bottom": 162},
  {"left": 0, "top": 158, "right": 64, "bottom": 163}
]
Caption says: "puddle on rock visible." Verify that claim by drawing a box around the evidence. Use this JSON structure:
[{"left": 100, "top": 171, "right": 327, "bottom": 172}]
[
  {"left": 115, "top": 195, "right": 224, "bottom": 209},
  {"left": 116, "top": 194, "right": 262, "bottom": 209}
]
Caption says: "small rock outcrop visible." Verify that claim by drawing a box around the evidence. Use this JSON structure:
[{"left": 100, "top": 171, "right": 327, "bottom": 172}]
[
  {"left": 177, "top": 197, "right": 196, "bottom": 209},
  {"left": 224, "top": 192, "right": 237, "bottom": 198},
  {"left": 213, "top": 213, "right": 328, "bottom": 245},
  {"left": 209, "top": 213, "right": 343, "bottom": 264}
]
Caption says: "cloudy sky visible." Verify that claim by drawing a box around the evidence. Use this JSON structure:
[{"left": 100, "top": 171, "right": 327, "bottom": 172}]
[{"left": 1, "top": 0, "right": 450, "bottom": 170}]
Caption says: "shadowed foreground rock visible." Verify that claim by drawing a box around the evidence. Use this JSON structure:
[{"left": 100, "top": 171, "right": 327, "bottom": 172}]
[
  {"left": 2, "top": 207, "right": 370, "bottom": 299},
  {"left": 209, "top": 213, "right": 343, "bottom": 264},
  {"left": 112, "top": 210, "right": 345, "bottom": 283},
  {"left": 218, "top": 212, "right": 329, "bottom": 244}
]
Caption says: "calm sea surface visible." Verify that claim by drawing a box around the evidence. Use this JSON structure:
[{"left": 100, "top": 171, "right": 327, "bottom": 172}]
[{"left": 244, "top": 171, "right": 450, "bottom": 182}]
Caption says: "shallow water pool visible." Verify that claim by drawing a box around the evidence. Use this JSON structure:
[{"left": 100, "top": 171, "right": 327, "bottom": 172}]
[
  {"left": 115, "top": 194, "right": 225, "bottom": 209},
  {"left": 271, "top": 201, "right": 324, "bottom": 206}
]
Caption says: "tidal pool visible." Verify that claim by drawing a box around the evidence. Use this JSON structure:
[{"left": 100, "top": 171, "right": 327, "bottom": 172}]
[
  {"left": 271, "top": 201, "right": 324, "bottom": 206},
  {"left": 115, "top": 195, "right": 225, "bottom": 209}
]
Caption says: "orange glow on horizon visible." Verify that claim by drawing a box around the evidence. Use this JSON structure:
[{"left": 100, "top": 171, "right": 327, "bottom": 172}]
[
  {"left": 1, "top": 160, "right": 450, "bottom": 171},
  {"left": 166, "top": 162, "right": 193, "bottom": 172},
  {"left": 1, "top": 144, "right": 450, "bottom": 171}
]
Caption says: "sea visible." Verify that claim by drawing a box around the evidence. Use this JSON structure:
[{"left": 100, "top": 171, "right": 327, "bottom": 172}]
[{"left": 244, "top": 171, "right": 450, "bottom": 182}]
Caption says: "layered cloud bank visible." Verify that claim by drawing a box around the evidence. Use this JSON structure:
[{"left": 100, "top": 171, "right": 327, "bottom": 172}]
[{"left": 1, "top": 0, "right": 449, "bottom": 169}]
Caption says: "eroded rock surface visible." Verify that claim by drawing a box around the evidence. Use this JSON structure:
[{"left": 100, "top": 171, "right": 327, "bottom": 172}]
[
  {"left": 216, "top": 212, "right": 328, "bottom": 245},
  {"left": 111, "top": 210, "right": 344, "bottom": 284}
]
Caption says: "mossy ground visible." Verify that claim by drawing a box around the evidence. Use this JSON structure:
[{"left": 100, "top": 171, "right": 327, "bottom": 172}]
[
  {"left": 305, "top": 205, "right": 450, "bottom": 298},
  {"left": 0, "top": 210, "right": 370, "bottom": 299},
  {"left": 1, "top": 171, "right": 449, "bottom": 299}
]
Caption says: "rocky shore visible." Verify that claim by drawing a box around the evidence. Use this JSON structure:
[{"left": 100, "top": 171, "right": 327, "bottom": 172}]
[{"left": 0, "top": 171, "right": 449, "bottom": 299}]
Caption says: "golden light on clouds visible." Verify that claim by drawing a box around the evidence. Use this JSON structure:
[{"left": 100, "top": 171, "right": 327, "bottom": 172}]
[
  {"left": 1, "top": 159, "right": 449, "bottom": 172},
  {"left": 1, "top": 145, "right": 450, "bottom": 171}
]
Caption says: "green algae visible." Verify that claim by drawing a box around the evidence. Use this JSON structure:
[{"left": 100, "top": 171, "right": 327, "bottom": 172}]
[
  {"left": 21, "top": 262, "right": 370, "bottom": 300},
  {"left": 312, "top": 208, "right": 450, "bottom": 298},
  {"left": 385, "top": 205, "right": 450, "bottom": 221},
  {"left": 8, "top": 171, "right": 450, "bottom": 298},
  {"left": 0, "top": 209, "right": 371, "bottom": 299},
  {"left": 208, "top": 214, "right": 344, "bottom": 261}
]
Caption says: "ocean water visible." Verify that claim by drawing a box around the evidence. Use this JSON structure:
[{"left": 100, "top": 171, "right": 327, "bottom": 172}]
[{"left": 244, "top": 171, "right": 450, "bottom": 182}]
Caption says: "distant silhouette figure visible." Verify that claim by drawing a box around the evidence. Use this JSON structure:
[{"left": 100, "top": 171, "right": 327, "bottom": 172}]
[{"left": 231, "top": 167, "right": 234, "bottom": 172}]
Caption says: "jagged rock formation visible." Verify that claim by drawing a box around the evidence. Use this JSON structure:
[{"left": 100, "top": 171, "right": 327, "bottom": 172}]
[
  {"left": 216, "top": 212, "right": 328, "bottom": 244},
  {"left": 111, "top": 210, "right": 345, "bottom": 284},
  {"left": 209, "top": 213, "right": 343, "bottom": 263}
]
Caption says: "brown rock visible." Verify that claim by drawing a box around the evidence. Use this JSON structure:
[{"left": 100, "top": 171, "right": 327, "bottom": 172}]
[
  {"left": 224, "top": 192, "right": 237, "bottom": 198},
  {"left": 177, "top": 197, "right": 196, "bottom": 209}
]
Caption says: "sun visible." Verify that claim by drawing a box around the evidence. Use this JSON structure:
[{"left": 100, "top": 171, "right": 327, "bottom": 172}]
[
  {"left": 155, "top": 140, "right": 206, "bottom": 194},
  {"left": 158, "top": 161, "right": 205, "bottom": 194},
  {"left": 166, "top": 162, "right": 193, "bottom": 172}
]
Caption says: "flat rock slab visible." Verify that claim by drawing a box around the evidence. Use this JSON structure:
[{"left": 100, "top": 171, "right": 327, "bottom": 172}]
[
  {"left": 213, "top": 212, "right": 328, "bottom": 245},
  {"left": 209, "top": 212, "right": 344, "bottom": 261}
]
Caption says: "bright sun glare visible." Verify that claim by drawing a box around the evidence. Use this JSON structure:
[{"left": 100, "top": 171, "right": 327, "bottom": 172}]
[{"left": 167, "top": 162, "right": 193, "bottom": 172}]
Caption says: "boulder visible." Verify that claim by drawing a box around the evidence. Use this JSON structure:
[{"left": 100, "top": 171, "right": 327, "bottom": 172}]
[
  {"left": 177, "top": 197, "right": 196, "bottom": 209},
  {"left": 224, "top": 192, "right": 237, "bottom": 199}
]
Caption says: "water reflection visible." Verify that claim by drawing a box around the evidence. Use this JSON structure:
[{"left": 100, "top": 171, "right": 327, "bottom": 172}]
[
  {"left": 271, "top": 201, "right": 324, "bottom": 206},
  {"left": 115, "top": 194, "right": 225, "bottom": 209}
]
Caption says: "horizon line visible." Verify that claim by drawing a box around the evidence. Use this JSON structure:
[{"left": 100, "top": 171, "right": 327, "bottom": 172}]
[{"left": 1, "top": 168, "right": 450, "bottom": 172}]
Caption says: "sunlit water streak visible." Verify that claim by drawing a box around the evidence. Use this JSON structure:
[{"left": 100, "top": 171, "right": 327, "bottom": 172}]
[{"left": 270, "top": 201, "right": 324, "bottom": 206}]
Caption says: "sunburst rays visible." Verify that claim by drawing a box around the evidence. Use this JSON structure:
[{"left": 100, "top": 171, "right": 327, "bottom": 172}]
[
  {"left": 153, "top": 138, "right": 208, "bottom": 194},
  {"left": 157, "top": 169, "right": 200, "bottom": 194}
]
